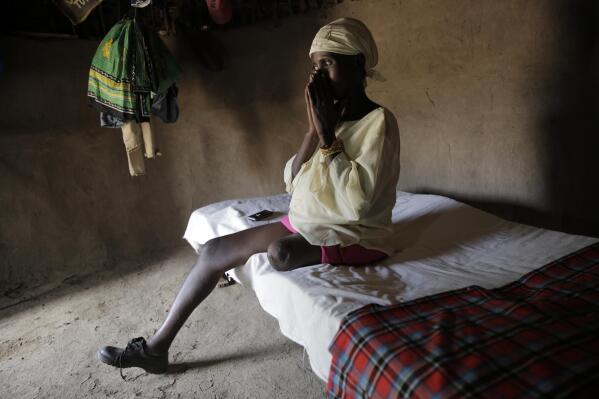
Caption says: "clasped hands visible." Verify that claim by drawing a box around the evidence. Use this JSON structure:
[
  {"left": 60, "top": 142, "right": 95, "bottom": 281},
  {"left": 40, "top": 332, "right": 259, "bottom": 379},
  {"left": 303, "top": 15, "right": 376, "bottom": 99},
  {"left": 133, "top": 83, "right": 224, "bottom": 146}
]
[{"left": 305, "top": 70, "right": 347, "bottom": 148}]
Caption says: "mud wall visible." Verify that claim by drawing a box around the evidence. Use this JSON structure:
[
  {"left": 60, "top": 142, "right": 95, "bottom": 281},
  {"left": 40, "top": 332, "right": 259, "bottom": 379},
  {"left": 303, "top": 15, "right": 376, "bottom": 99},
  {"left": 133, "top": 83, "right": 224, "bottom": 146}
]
[{"left": 1, "top": 0, "right": 597, "bottom": 285}]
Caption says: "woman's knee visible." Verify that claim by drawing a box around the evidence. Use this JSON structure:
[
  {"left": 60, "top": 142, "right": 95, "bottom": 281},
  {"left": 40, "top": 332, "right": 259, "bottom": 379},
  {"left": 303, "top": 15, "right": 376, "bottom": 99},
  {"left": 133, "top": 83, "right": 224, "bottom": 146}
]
[
  {"left": 198, "top": 237, "right": 227, "bottom": 272},
  {"left": 267, "top": 240, "right": 292, "bottom": 271},
  {"left": 201, "top": 237, "right": 223, "bottom": 258}
]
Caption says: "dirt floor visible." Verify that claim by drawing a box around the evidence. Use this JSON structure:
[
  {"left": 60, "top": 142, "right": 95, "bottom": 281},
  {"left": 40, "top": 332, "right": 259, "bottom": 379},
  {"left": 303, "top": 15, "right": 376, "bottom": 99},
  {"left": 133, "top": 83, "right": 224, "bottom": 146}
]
[{"left": 0, "top": 246, "right": 325, "bottom": 398}]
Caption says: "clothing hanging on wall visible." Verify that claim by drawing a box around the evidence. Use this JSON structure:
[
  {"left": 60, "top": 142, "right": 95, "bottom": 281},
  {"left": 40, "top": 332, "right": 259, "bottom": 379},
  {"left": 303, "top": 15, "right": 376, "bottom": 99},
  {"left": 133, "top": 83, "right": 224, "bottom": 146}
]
[
  {"left": 87, "top": 17, "right": 181, "bottom": 121},
  {"left": 151, "top": 84, "right": 179, "bottom": 123},
  {"left": 100, "top": 114, "right": 160, "bottom": 177},
  {"left": 121, "top": 121, "right": 160, "bottom": 176},
  {"left": 87, "top": 12, "right": 181, "bottom": 176}
]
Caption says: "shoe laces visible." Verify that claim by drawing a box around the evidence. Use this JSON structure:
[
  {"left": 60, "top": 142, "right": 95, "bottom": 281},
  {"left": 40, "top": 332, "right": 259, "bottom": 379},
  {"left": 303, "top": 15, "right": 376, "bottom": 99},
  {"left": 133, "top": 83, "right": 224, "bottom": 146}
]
[{"left": 118, "top": 337, "right": 146, "bottom": 381}]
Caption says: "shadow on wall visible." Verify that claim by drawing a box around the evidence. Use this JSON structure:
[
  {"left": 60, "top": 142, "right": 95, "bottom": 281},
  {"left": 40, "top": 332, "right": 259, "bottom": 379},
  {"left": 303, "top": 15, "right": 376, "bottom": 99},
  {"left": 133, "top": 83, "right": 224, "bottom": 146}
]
[
  {"left": 173, "top": 16, "right": 323, "bottom": 195},
  {"left": 149, "top": 13, "right": 330, "bottom": 218},
  {"left": 416, "top": 0, "right": 599, "bottom": 238},
  {"left": 541, "top": 0, "right": 599, "bottom": 237},
  {"left": 0, "top": 12, "right": 327, "bottom": 296}
]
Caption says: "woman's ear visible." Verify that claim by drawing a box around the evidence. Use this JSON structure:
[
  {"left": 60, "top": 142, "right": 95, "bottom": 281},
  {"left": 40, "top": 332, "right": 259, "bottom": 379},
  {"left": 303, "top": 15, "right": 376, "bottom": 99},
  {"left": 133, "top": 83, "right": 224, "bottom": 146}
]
[
  {"left": 356, "top": 54, "right": 367, "bottom": 87},
  {"left": 356, "top": 54, "right": 366, "bottom": 72}
]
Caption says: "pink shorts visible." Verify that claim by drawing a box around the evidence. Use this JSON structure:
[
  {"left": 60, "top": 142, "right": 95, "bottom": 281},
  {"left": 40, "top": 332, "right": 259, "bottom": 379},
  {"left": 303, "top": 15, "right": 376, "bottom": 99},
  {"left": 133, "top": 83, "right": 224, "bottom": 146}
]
[{"left": 280, "top": 215, "right": 388, "bottom": 266}]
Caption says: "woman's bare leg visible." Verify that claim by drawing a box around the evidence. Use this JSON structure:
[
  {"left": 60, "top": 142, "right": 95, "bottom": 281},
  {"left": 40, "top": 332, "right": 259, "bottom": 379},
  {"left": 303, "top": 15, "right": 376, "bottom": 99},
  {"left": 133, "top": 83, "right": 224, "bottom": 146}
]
[{"left": 144, "top": 222, "right": 320, "bottom": 355}]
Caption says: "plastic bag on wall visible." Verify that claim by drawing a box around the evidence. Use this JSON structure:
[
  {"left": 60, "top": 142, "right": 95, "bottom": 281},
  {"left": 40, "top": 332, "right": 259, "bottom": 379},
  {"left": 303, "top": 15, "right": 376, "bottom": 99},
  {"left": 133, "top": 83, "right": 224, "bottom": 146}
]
[{"left": 53, "top": 0, "right": 105, "bottom": 25}]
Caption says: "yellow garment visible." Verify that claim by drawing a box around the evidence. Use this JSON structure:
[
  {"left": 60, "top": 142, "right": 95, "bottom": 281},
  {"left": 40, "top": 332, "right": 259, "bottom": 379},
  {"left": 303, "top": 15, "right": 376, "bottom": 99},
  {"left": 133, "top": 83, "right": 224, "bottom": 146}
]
[
  {"left": 309, "top": 17, "right": 385, "bottom": 82},
  {"left": 121, "top": 121, "right": 161, "bottom": 177},
  {"left": 284, "top": 107, "right": 400, "bottom": 255}
]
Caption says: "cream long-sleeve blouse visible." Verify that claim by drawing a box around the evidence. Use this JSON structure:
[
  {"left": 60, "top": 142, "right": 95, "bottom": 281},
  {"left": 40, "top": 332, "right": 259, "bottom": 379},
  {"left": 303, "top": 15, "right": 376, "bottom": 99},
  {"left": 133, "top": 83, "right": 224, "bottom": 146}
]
[{"left": 283, "top": 106, "right": 400, "bottom": 255}]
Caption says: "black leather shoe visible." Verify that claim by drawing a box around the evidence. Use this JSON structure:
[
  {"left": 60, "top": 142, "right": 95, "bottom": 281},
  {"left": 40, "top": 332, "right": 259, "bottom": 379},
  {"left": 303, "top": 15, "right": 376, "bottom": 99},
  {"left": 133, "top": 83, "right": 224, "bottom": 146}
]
[{"left": 98, "top": 337, "right": 168, "bottom": 379}]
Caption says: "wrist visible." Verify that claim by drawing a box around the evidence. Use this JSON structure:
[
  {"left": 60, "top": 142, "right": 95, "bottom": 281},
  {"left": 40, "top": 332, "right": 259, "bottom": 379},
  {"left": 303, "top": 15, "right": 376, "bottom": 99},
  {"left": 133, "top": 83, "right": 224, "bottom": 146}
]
[
  {"left": 320, "top": 136, "right": 335, "bottom": 148},
  {"left": 320, "top": 138, "right": 344, "bottom": 158}
]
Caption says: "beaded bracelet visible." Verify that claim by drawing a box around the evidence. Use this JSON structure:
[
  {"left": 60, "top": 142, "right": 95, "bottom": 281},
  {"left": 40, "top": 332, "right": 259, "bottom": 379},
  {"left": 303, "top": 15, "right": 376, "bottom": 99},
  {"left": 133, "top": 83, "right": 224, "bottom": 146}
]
[{"left": 320, "top": 138, "right": 344, "bottom": 158}]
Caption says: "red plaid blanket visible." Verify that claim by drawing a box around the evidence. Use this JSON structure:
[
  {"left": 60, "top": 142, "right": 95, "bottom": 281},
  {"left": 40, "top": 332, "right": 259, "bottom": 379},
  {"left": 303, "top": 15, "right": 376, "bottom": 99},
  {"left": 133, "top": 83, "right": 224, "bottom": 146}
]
[{"left": 327, "top": 242, "right": 599, "bottom": 399}]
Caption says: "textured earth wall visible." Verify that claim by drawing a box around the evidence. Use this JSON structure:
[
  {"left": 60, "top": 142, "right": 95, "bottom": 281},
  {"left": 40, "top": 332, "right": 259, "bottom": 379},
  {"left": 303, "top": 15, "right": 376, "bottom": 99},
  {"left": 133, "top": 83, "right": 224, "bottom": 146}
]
[{"left": 1, "top": 0, "right": 597, "bottom": 286}]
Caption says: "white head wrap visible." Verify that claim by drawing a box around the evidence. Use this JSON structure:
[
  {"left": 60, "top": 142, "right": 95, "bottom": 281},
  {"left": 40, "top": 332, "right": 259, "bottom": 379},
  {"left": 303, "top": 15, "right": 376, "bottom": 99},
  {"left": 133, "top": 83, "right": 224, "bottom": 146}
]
[{"left": 309, "top": 17, "right": 385, "bottom": 82}]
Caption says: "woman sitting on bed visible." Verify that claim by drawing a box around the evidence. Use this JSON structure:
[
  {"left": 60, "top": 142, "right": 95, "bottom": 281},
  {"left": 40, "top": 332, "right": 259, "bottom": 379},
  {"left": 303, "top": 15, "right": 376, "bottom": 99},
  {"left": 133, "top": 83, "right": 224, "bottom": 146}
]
[{"left": 98, "top": 17, "right": 400, "bottom": 376}]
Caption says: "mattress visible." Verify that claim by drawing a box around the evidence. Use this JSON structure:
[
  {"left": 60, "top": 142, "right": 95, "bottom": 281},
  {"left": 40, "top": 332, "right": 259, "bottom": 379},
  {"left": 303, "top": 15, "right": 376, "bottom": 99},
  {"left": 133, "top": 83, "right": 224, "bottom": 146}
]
[
  {"left": 183, "top": 191, "right": 598, "bottom": 382},
  {"left": 327, "top": 242, "right": 599, "bottom": 398}
]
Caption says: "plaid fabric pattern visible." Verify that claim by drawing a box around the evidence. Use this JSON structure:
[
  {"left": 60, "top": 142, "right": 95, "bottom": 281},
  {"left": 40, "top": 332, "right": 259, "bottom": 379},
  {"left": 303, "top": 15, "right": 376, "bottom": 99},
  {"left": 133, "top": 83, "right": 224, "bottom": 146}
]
[{"left": 327, "top": 242, "right": 599, "bottom": 399}]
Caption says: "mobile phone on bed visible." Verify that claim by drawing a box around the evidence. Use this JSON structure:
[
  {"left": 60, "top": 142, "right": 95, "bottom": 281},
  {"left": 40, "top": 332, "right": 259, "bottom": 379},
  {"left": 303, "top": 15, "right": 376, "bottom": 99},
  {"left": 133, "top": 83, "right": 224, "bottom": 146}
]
[{"left": 247, "top": 210, "right": 274, "bottom": 221}]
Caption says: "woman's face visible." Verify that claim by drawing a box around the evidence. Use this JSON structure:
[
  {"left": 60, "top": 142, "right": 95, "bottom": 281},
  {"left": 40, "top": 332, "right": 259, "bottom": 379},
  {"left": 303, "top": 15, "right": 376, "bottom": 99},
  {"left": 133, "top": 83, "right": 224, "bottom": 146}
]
[{"left": 310, "top": 51, "right": 364, "bottom": 100}]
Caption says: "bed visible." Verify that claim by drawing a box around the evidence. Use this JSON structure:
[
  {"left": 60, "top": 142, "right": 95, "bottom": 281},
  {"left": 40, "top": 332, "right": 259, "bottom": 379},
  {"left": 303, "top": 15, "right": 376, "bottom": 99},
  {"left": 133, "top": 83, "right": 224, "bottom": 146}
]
[
  {"left": 183, "top": 190, "right": 598, "bottom": 386},
  {"left": 327, "top": 242, "right": 599, "bottom": 398}
]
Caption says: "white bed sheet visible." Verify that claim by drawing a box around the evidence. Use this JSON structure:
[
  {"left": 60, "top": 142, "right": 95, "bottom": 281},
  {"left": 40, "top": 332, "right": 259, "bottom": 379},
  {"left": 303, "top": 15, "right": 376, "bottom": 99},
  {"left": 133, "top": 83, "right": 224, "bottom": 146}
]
[{"left": 183, "top": 191, "right": 598, "bottom": 382}]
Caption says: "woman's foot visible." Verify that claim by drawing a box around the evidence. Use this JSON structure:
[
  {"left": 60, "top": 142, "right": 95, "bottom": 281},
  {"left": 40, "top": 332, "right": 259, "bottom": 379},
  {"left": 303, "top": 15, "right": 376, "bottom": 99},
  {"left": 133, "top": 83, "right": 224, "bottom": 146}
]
[{"left": 98, "top": 337, "right": 168, "bottom": 379}]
